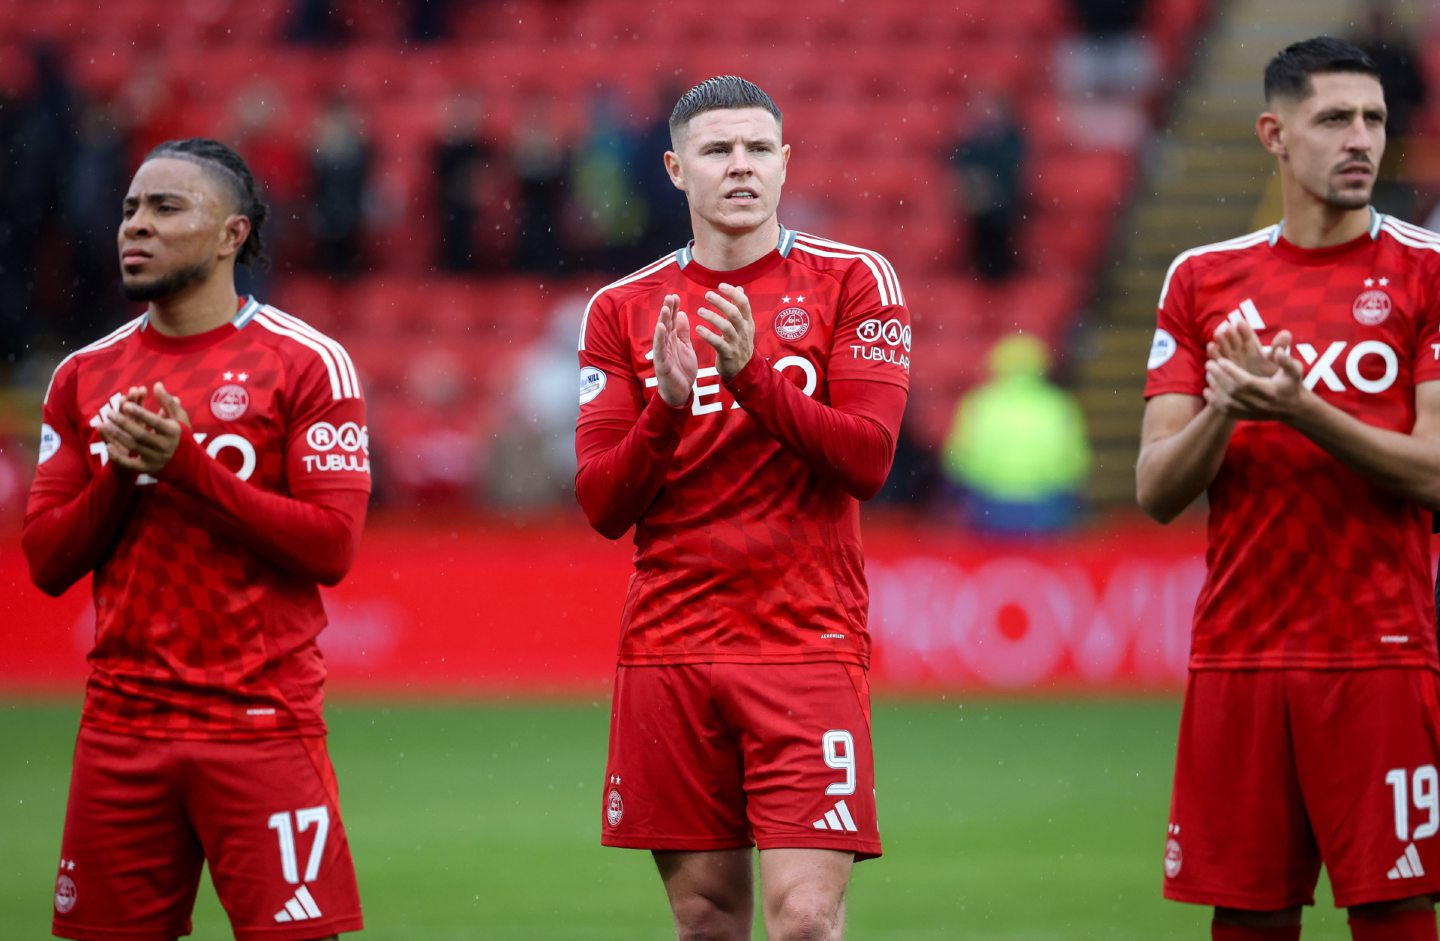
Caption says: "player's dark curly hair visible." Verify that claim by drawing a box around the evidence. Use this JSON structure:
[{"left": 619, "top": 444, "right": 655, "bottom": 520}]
[
  {"left": 1264, "top": 37, "right": 1380, "bottom": 104},
  {"left": 668, "top": 76, "right": 782, "bottom": 146},
  {"left": 145, "top": 138, "right": 270, "bottom": 268}
]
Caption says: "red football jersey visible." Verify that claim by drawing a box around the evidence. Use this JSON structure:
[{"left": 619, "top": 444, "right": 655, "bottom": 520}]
[
  {"left": 28, "top": 298, "right": 370, "bottom": 739},
  {"left": 1145, "top": 212, "right": 1440, "bottom": 669},
  {"left": 577, "top": 228, "right": 911, "bottom": 667}
]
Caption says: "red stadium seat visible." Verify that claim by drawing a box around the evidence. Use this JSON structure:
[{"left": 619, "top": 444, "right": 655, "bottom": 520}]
[
  {"left": 23, "top": 0, "right": 1210, "bottom": 484},
  {"left": 1029, "top": 150, "right": 1136, "bottom": 215}
]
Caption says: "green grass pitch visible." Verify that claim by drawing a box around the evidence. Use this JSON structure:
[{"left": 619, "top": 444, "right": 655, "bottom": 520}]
[{"left": 1, "top": 698, "right": 1352, "bottom": 940}]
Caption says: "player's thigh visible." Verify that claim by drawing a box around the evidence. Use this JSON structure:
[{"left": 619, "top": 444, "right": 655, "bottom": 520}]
[
  {"left": 1164, "top": 670, "right": 1320, "bottom": 910},
  {"left": 1291, "top": 668, "right": 1440, "bottom": 908},
  {"left": 720, "top": 661, "right": 881, "bottom": 860},
  {"left": 53, "top": 728, "right": 205, "bottom": 941},
  {"left": 758, "top": 847, "right": 853, "bottom": 928},
  {"left": 603, "top": 664, "right": 750, "bottom": 851},
  {"left": 654, "top": 848, "right": 756, "bottom": 929},
  {"left": 181, "top": 736, "right": 363, "bottom": 941}
]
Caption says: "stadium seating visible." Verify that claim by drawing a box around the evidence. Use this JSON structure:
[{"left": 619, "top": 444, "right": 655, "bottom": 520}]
[{"left": 0, "top": 0, "right": 1216, "bottom": 475}]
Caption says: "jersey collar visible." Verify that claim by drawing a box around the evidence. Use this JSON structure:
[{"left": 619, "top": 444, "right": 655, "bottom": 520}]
[
  {"left": 136, "top": 296, "right": 253, "bottom": 352},
  {"left": 676, "top": 225, "right": 794, "bottom": 288},
  {"left": 1268, "top": 207, "right": 1383, "bottom": 256},
  {"left": 233, "top": 295, "right": 262, "bottom": 328}
]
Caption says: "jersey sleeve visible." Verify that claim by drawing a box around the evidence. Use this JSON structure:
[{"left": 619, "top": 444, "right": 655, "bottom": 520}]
[
  {"left": 28, "top": 361, "right": 95, "bottom": 504},
  {"left": 574, "top": 290, "right": 689, "bottom": 539},
  {"left": 1144, "top": 256, "right": 1206, "bottom": 398},
  {"left": 577, "top": 291, "right": 646, "bottom": 439},
  {"left": 1413, "top": 255, "right": 1440, "bottom": 385},
  {"left": 284, "top": 345, "right": 372, "bottom": 494},
  {"left": 827, "top": 254, "right": 911, "bottom": 390},
  {"left": 726, "top": 358, "right": 905, "bottom": 499},
  {"left": 150, "top": 341, "right": 370, "bottom": 586},
  {"left": 159, "top": 434, "right": 367, "bottom": 586},
  {"left": 22, "top": 360, "right": 139, "bottom": 595}
]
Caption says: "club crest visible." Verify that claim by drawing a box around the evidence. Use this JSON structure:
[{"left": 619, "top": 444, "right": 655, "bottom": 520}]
[
  {"left": 774, "top": 306, "right": 811, "bottom": 342},
  {"left": 606, "top": 787, "right": 624, "bottom": 827},
  {"left": 210, "top": 384, "right": 250, "bottom": 422},
  {"left": 1353, "top": 288, "right": 1392, "bottom": 326}
]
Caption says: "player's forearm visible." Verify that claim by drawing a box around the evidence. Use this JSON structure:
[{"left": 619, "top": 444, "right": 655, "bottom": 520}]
[
  {"left": 21, "top": 465, "right": 137, "bottom": 596},
  {"left": 1136, "top": 405, "right": 1235, "bottom": 523},
  {"left": 1288, "top": 392, "right": 1440, "bottom": 509},
  {"left": 575, "top": 394, "right": 690, "bottom": 539},
  {"left": 159, "top": 434, "right": 367, "bottom": 585},
  {"left": 725, "top": 359, "right": 904, "bottom": 500}
]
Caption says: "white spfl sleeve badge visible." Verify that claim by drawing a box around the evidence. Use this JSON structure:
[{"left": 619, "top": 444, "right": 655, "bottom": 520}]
[
  {"left": 1148, "top": 329, "right": 1177, "bottom": 370},
  {"left": 579, "top": 366, "right": 607, "bottom": 405},
  {"left": 38, "top": 423, "right": 60, "bottom": 465}
]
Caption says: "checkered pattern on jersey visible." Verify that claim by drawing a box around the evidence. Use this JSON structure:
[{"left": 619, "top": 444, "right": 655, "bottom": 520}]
[
  {"left": 1146, "top": 223, "right": 1440, "bottom": 669},
  {"left": 46, "top": 310, "right": 366, "bottom": 739},
  {"left": 579, "top": 234, "right": 909, "bottom": 666}
]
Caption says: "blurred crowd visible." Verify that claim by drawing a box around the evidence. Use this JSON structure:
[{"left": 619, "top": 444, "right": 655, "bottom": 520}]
[
  {"left": 0, "top": 45, "right": 698, "bottom": 362},
  {"left": 0, "top": 41, "right": 702, "bottom": 519},
  {"left": 0, "top": 0, "right": 1434, "bottom": 529}
]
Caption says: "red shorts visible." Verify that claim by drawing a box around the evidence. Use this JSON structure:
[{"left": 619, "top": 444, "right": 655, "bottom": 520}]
[
  {"left": 53, "top": 728, "right": 363, "bottom": 941},
  {"left": 602, "top": 661, "right": 881, "bottom": 859},
  {"left": 1165, "top": 668, "right": 1440, "bottom": 910}
]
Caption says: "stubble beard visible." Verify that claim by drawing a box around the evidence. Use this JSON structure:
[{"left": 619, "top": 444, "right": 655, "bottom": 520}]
[
  {"left": 1322, "top": 185, "right": 1372, "bottom": 212},
  {"left": 121, "top": 258, "right": 213, "bottom": 302}
]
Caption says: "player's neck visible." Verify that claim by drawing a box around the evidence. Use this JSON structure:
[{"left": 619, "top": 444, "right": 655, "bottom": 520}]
[
  {"left": 690, "top": 219, "right": 781, "bottom": 272},
  {"left": 146, "top": 276, "right": 241, "bottom": 338},
  {"left": 1278, "top": 196, "right": 1372, "bottom": 250}
]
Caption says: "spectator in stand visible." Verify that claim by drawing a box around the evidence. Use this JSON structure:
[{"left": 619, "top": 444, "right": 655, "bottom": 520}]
[
  {"left": 487, "top": 296, "right": 585, "bottom": 507},
  {"left": 1059, "top": 0, "right": 1159, "bottom": 101},
  {"left": 1057, "top": 0, "right": 1159, "bottom": 150},
  {"left": 433, "top": 92, "right": 510, "bottom": 273},
  {"left": 288, "top": 0, "right": 449, "bottom": 44},
  {"left": 286, "top": 0, "right": 346, "bottom": 44},
  {"left": 569, "top": 89, "right": 649, "bottom": 272},
  {"left": 633, "top": 84, "right": 695, "bottom": 262},
  {"left": 0, "top": 45, "right": 76, "bottom": 359},
  {"left": 942, "top": 333, "right": 1091, "bottom": 534},
  {"left": 229, "top": 80, "right": 304, "bottom": 295},
  {"left": 511, "top": 97, "right": 572, "bottom": 275},
  {"left": 872, "top": 423, "right": 941, "bottom": 507},
  {"left": 119, "top": 61, "right": 187, "bottom": 164},
  {"left": 405, "top": 0, "right": 452, "bottom": 42},
  {"left": 60, "top": 97, "right": 131, "bottom": 342},
  {"left": 306, "top": 95, "right": 373, "bottom": 277},
  {"left": 1352, "top": 0, "right": 1427, "bottom": 140},
  {"left": 377, "top": 348, "right": 488, "bottom": 508},
  {"left": 1351, "top": 0, "right": 1429, "bottom": 218},
  {"left": 948, "top": 90, "right": 1027, "bottom": 281}
]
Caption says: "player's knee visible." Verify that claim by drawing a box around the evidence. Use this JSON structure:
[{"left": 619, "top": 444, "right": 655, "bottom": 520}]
[
  {"left": 1212, "top": 906, "right": 1303, "bottom": 940},
  {"left": 1349, "top": 895, "right": 1434, "bottom": 917},
  {"left": 766, "top": 887, "right": 843, "bottom": 941},
  {"left": 1347, "top": 898, "right": 1436, "bottom": 941},
  {"left": 671, "top": 892, "right": 749, "bottom": 941},
  {"left": 1214, "top": 906, "right": 1303, "bottom": 928}
]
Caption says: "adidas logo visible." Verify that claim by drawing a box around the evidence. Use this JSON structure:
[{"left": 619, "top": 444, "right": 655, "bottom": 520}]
[
  {"left": 274, "top": 885, "right": 323, "bottom": 923},
  {"left": 1225, "top": 298, "right": 1266, "bottom": 331},
  {"left": 1388, "top": 843, "right": 1426, "bottom": 880},
  {"left": 812, "top": 799, "right": 858, "bottom": 833}
]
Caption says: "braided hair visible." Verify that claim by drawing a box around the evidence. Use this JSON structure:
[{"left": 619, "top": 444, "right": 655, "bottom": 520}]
[{"left": 145, "top": 138, "right": 270, "bottom": 268}]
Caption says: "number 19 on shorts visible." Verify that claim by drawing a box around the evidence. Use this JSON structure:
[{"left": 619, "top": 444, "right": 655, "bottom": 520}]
[{"left": 1385, "top": 765, "right": 1439, "bottom": 842}]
